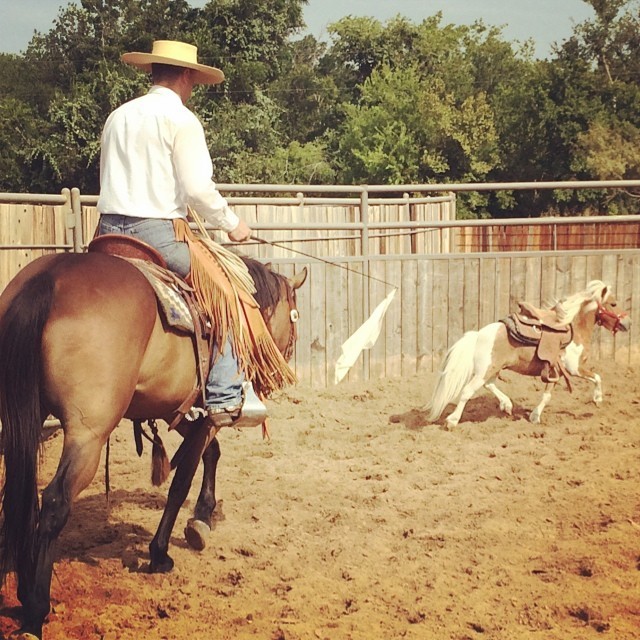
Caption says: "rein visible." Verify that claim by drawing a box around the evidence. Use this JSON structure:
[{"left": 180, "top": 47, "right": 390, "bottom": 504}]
[
  {"left": 596, "top": 302, "right": 628, "bottom": 334},
  {"left": 249, "top": 235, "right": 397, "bottom": 290}
]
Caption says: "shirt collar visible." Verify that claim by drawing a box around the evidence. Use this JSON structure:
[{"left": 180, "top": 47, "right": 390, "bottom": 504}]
[{"left": 148, "top": 85, "right": 184, "bottom": 105}]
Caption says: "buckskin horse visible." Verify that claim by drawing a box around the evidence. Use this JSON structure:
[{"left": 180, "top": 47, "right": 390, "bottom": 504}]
[
  {"left": 0, "top": 249, "right": 307, "bottom": 639},
  {"left": 426, "top": 280, "right": 630, "bottom": 428}
]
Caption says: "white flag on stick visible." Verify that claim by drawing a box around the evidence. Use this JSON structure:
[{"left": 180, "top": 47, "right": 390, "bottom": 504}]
[{"left": 334, "top": 288, "right": 397, "bottom": 384}]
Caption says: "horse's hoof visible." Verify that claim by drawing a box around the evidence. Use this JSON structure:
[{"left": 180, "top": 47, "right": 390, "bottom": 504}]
[
  {"left": 185, "top": 518, "right": 210, "bottom": 551},
  {"left": 149, "top": 554, "right": 174, "bottom": 574}
]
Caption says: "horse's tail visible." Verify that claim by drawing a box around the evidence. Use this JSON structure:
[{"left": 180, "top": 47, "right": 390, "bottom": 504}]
[
  {"left": 426, "top": 330, "right": 479, "bottom": 421},
  {"left": 0, "top": 271, "right": 55, "bottom": 583}
]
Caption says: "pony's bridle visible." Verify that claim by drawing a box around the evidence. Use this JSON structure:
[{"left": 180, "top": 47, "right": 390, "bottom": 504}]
[{"left": 596, "top": 301, "right": 627, "bottom": 334}]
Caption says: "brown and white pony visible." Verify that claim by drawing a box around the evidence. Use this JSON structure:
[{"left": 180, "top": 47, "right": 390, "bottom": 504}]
[{"left": 426, "top": 280, "right": 630, "bottom": 428}]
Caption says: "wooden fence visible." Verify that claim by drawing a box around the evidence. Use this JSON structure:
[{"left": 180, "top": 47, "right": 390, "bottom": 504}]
[
  {"left": 456, "top": 220, "right": 640, "bottom": 252},
  {"left": 0, "top": 193, "right": 638, "bottom": 388},
  {"left": 275, "top": 250, "right": 639, "bottom": 386},
  {"left": 0, "top": 201, "right": 71, "bottom": 282}
]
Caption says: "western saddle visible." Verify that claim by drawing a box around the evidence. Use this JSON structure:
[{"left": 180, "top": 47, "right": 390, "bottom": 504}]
[{"left": 501, "top": 301, "right": 573, "bottom": 385}]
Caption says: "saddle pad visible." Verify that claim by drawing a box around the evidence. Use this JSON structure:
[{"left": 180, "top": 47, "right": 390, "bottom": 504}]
[{"left": 132, "top": 261, "right": 194, "bottom": 333}]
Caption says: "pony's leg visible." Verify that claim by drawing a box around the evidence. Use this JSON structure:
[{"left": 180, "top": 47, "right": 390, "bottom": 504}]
[
  {"left": 589, "top": 372, "right": 603, "bottom": 405},
  {"left": 445, "top": 374, "right": 488, "bottom": 427},
  {"left": 575, "top": 371, "right": 603, "bottom": 405},
  {"left": 438, "top": 324, "right": 504, "bottom": 427},
  {"left": 184, "top": 437, "right": 221, "bottom": 551},
  {"left": 149, "top": 422, "right": 217, "bottom": 573},
  {"left": 484, "top": 378, "right": 513, "bottom": 415},
  {"left": 529, "top": 382, "right": 556, "bottom": 423},
  {"left": 18, "top": 430, "right": 106, "bottom": 638},
  {"left": 563, "top": 371, "right": 602, "bottom": 405},
  {"left": 562, "top": 345, "right": 602, "bottom": 405}
]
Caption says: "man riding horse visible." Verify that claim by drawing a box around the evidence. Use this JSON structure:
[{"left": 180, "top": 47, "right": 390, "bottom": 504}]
[{"left": 96, "top": 39, "right": 294, "bottom": 430}]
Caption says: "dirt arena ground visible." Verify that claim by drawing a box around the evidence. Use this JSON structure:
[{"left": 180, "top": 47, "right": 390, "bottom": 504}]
[{"left": 0, "top": 360, "right": 638, "bottom": 640}]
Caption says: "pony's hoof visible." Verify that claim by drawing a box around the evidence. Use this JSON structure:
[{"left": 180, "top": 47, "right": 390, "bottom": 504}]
[
  {"left": 185, "top": 518, "right": 210, "bottom": 551},
  {"left": 529, "top": 411, "right": 541, "bottom": 424},
  {"left": 500, "top": 402, "right": 513, "bottom": 415}
]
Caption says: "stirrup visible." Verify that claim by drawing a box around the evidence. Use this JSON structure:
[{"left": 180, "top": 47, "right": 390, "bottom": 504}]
[
  {"left": 541, "top": 363, "right": 560, "bottom": 383},
  {"left": 207, "top": 382, "right": 267, "bottom": 428}
]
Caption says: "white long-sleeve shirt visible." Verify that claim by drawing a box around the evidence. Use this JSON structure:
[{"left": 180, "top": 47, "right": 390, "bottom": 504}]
[{"left": 97, "top": 85, "right": 240, "bottom": 233}]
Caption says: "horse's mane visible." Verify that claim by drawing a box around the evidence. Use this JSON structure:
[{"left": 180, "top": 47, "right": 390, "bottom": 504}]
[
  {"left": 241, "top": 256, "right": 287, "bottom": 314},
  {"left": 551, "top": 280, "right": 610, "bottom": 323}
]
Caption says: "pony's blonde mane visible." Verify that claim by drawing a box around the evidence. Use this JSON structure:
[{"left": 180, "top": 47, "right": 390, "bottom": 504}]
[{"left": 549, "top": 280, "right": 609, "bottom": 324}]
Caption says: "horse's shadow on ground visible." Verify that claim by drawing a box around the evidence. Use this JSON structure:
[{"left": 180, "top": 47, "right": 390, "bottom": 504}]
[
  {"left": 0, "top": 485, "right": 224, "bottom": 634},
  {"left": 389, "top": 396, "right": 530, "bottom": 430},
  {"left": 49, "top": 486, "right": 226, "bottom": 572},
  {"left": 388, "top": 407, "right": 431, "bottom": 430}
]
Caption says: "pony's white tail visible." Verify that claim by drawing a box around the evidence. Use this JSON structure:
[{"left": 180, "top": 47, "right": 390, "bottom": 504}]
[{"left": 426, "top": 331, "right": 479, "bottom": 421}]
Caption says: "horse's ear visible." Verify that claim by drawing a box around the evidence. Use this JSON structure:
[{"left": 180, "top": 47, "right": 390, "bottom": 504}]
[
  {"left": 264, "top": 262, "right": 272, "bottom": 271},
  {"left": 289, "top": 267, "right": 308, "bottom": 290},
  {"left": 599, "top": 284, "right": 609, "bottom": 302}
]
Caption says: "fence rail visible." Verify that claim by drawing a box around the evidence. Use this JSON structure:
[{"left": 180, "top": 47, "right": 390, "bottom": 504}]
[{"left": 1, "top": 183, "right": 639, "bottom": 387}]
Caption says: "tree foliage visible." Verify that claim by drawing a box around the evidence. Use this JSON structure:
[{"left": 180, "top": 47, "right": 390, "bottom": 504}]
[{"left": 1, "top": 0, "right": 640, "bottom": 216}]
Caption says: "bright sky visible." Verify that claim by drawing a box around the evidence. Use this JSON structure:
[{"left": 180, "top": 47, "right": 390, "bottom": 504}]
[{"left": 1, "top": 0, "right": 594, "bottom": 58}]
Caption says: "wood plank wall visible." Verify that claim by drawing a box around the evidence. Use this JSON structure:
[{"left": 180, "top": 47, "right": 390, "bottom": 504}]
[
  {"left": 0, "top": 203, "right": 69, "bottom": 283},
  {"left": 0, "top": 202, "right": 638, "bottom": 388},
  {"left": 286, "top": 251, "right": 640, "bottom": 387},
  {"left": 457, "top": 221, "right": 640, "bottom": 252}
]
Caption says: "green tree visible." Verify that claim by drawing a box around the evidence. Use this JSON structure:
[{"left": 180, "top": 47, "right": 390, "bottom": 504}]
[
  {"left": 545, "top": 0, "right": 640, "bottom": 213},
  {"left": 333, "top": 63, "right": 499, "bottom": 216},
  {"left": 270, "top": 36, "right": 340, "bottom": 143},
  {"left": 0, "top": 97, "right": 42, "bottom": 191},
  {"left": 577, "top": 120, "right": 640, "bottom": 179},
  {"left": 324, "top": 16, "right": 505, "bottom": 215},
  {"left": 201, "top": 90, "right": 332, "bottom": 184},
  {"left": 194, "top": 0, "right": 306, "bottom": 102},
  {"left": 4, "top": 0, "right": 309, "bottom": 192},
  {"left": 3, "top": 0, "right": 640, "bottom": 215}
]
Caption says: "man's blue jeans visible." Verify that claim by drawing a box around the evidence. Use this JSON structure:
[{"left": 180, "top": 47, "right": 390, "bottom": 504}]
[{"left": 96, "top": 214, "right": 244, "bottom": 409}]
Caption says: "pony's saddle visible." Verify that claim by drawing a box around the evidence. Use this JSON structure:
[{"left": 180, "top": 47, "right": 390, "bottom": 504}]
[
  {"left": 88, "top": 234, "right": 213, "bottom": 427},
  {"left": 501, "top": 301, "right": 573, "bottom": 384}
]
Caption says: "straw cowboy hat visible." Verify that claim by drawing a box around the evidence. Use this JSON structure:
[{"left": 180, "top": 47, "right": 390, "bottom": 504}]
[{"left": 121, "top": 40, "right": 224, "bottom": 85}]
